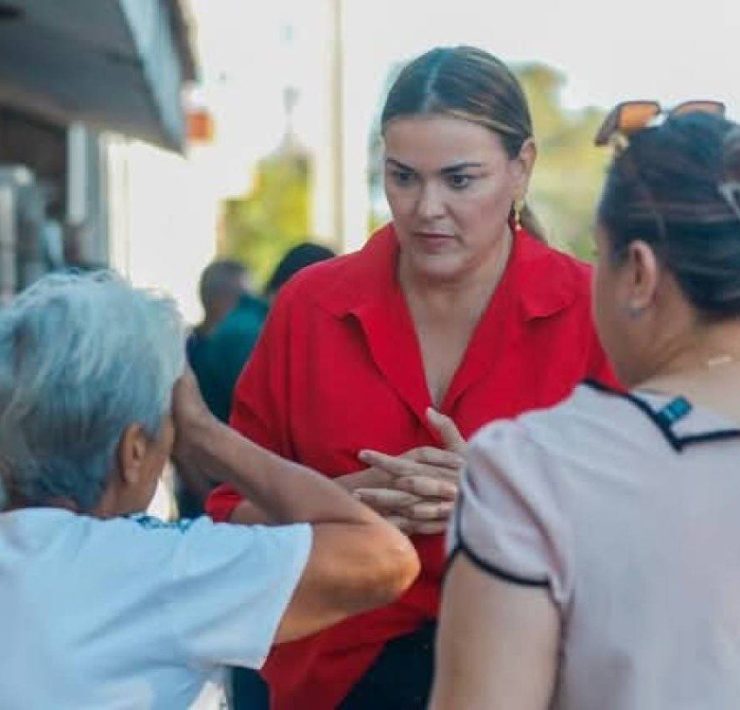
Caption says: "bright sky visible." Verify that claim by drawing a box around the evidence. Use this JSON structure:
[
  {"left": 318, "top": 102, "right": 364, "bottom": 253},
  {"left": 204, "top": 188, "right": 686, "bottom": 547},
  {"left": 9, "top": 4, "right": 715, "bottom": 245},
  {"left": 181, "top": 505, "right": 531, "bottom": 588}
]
[
  {"left": 347, "top": 0, "right": 740, "bottom": 115},
  {"left": 192, "top": 0, "right": 740, "bottom": 166}
]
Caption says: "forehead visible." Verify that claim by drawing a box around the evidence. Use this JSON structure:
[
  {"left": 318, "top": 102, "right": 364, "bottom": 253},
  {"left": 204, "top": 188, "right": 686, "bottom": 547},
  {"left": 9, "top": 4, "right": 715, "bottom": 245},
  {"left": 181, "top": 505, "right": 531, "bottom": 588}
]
[{"left": 383, "top": 114, "right": 507, "bottom": 168}]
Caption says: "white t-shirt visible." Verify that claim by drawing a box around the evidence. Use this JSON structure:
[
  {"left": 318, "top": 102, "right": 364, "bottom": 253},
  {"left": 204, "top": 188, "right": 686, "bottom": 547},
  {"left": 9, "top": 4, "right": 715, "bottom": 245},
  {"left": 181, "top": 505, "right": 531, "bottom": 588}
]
[{"left": 0, "top": 509, "right": 312, "bottom": 709}]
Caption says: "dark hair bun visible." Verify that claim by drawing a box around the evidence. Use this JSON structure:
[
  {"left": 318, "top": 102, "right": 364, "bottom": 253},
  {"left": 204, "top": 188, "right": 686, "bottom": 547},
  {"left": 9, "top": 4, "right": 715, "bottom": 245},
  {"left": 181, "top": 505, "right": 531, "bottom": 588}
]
[{"left": 598, "top": 112, "right": 740, "bottom": 318}]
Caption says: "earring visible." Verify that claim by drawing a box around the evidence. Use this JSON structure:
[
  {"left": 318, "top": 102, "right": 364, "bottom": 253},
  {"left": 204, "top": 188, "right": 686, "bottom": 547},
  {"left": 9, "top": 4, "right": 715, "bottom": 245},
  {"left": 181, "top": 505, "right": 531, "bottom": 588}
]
[{"left": 513, "top": 199, "right": 524, "bottom": 232}]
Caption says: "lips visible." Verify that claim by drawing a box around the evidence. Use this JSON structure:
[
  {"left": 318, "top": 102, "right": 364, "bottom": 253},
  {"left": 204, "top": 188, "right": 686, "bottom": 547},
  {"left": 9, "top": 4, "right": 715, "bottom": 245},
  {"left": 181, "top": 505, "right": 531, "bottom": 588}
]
[
  {"left": 411, "top": 231, "right": 456, "bottom": 250},
  {"left": 414, "top": 231, "right": 456, "bottom": 241}
]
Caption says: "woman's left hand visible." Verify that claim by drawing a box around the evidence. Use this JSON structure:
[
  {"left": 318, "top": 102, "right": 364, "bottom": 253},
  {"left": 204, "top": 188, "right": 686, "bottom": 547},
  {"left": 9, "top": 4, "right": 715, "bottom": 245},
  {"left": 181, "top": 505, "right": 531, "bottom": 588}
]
[{"left": 353, "top": 409, "right": 467, "bottom": 535}]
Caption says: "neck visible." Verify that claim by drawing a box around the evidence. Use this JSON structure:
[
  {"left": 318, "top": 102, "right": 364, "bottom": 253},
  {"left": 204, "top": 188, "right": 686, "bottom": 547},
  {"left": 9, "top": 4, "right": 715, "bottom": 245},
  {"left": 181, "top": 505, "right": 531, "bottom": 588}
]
[
  {"left": 399, "top": 228, "right": 513, "bottom": 319},
  {"left": 637, "top": 318, "right": 740, "bottom": 389}
]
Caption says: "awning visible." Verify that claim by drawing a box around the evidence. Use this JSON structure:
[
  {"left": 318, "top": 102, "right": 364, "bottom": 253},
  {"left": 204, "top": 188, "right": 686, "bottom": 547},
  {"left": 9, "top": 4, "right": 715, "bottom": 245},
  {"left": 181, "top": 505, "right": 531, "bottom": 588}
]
[{"left": 0, "top": 0, "right": 198, "bottom": 151}]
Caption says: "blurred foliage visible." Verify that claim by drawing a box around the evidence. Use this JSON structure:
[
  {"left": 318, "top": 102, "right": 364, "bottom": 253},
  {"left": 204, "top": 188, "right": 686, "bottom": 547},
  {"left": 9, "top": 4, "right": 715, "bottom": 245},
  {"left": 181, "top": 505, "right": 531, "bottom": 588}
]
[
  {"left": 518, "top": 63, "right": 609, "bottom": 259},
  {"left": 220, "top": 140, "right": 311, "bottom": 287}
]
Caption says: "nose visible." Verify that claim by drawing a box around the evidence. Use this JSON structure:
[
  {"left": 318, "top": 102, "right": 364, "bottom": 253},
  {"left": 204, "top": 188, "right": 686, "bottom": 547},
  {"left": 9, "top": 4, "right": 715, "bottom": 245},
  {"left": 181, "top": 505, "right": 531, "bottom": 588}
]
[{"left": 416, "top": 182, "right": 446, "bottom": 221}]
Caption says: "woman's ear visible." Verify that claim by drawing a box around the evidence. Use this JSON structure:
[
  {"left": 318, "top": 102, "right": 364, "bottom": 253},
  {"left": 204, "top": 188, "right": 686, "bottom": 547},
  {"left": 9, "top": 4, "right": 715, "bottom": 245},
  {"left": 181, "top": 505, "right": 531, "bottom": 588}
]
[
  {"left": 116, "top": 423, "right": 149, "bottom": 488},
  {"left": 624, "top": 240, "right": 660, "bottom": 313},
  {"left": 513, "top": 138, "right": 537, "bottom": 200}
]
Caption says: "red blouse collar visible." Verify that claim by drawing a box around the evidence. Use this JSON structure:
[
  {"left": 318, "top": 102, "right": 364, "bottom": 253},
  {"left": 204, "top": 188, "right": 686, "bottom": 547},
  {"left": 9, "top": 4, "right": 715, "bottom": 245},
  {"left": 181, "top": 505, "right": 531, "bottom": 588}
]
[
  {"left": 307, "top": 223, "right": 589, "bottom": 422},
  {"left": 314, "top": 222, "right": 584, "bottom": 321}
]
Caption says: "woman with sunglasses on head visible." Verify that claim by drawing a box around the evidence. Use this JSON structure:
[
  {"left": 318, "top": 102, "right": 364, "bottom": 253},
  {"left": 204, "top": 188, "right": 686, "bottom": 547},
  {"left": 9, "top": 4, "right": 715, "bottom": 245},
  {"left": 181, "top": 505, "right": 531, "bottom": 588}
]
[
  {"left": 431, "top": 104, "right": 740, "bottom": 710},
  {"left": 205, "top": 45, "right": 615, "bottom": 710}
]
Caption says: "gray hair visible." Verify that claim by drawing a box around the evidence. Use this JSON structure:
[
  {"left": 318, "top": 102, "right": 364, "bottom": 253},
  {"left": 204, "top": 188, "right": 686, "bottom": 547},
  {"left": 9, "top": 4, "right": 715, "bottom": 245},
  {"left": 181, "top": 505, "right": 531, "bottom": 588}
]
[{"left": 0, "top": 271, "right": 185, "bottom": 511}]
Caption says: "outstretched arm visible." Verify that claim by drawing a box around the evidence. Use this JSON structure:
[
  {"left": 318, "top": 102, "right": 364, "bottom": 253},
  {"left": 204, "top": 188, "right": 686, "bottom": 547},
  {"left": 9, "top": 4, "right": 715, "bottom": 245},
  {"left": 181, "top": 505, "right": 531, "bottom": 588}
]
[{"left": 172, "top": 370, "right": 420, "bottom": 643}]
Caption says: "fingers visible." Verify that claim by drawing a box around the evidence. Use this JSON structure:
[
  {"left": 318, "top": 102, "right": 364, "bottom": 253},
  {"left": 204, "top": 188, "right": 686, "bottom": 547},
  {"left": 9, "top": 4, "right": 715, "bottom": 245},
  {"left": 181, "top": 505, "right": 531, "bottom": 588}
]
[
  {"left": 426, "top": 408, "right": 467, "bottom": 455},
  {"left": 405, "top": 500, "right": 455, "bottom": 520},
  {"left": 408, "top": 520, "right": 449, "bottom": 535},
  {"left": 406, "top": 446, "right": 465, "bottom": 470},
  {"left": 359, "top": 449, "right": 461, "bottom": 482},
  {"left": 354, "top": 488, "right": 454, "bottom": 523},
  {"left": 386, "top": 516, "right": 449, "bottom": 536},
  {"left": 395, "top": 475, "right": 458, "bottom": 500},
  {"left": 338, "top": 466, "right": 393, "bottom": 493},
  {"left": 353, "top": 487, "right": 421, "bottom": 513},
  {"left": 358, "top": 449, "right": 425, "bottom": 478}
]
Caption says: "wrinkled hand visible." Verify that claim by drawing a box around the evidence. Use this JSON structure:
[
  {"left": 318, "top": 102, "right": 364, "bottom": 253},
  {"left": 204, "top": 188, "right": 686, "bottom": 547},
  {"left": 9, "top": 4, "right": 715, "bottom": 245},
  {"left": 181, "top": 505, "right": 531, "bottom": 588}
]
[
  {"left": 352, "top": 408, "right": 467, "bottom": 535},
  {"left": 171, "top": 367, "right": 218, "bottom": 465}
]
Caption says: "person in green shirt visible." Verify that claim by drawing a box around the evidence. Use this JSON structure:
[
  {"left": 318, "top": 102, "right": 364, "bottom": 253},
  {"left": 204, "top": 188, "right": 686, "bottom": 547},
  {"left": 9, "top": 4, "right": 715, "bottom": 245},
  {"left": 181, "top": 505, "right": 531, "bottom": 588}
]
[{"left": 203, "top": 290, "right": 269, "bottom": 423}]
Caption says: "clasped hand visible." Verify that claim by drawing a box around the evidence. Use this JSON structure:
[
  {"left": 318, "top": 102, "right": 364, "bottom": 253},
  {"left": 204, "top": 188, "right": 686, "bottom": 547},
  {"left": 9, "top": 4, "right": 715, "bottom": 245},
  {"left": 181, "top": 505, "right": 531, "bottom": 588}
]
[{"left": 350, "top": 408, "right": 466, "bottom": 536}]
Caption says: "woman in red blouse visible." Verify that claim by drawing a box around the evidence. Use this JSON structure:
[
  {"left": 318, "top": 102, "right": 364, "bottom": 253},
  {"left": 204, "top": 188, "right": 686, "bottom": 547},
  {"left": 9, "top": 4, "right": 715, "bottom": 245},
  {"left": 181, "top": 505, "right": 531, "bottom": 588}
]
[{"left": 207, "top": 45, "right": 615, "bottom": 709}]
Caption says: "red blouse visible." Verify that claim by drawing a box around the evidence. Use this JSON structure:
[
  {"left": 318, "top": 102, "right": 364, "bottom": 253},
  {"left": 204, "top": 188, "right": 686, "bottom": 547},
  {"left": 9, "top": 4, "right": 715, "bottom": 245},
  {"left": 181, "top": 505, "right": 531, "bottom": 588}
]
[{"left": 206, "top": 224, "right": 616, "bottom": 709}]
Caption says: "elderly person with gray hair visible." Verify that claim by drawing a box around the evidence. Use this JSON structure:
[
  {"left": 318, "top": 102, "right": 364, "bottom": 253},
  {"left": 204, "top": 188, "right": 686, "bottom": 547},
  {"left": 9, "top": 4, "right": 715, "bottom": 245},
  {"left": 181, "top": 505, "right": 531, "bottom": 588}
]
[{"left": 0, "top": 272, "right": 419, "bottom": 710}]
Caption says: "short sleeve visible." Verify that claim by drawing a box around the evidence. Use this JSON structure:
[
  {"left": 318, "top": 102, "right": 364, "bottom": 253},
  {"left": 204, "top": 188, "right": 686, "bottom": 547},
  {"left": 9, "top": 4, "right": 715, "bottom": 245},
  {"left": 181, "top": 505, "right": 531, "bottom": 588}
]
[
  {"left": 163, "top": 517, "right": 312, "bottom": 669},
  {"left": 447, "top": 419, "right": 573, "bottom": 607}
]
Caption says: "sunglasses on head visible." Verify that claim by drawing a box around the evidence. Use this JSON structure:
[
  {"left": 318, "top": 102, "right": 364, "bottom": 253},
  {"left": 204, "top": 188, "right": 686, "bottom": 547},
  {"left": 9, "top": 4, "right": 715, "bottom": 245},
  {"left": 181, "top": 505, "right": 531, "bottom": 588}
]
[{"left": 594, "top": 100, "right": 726, "bottom": 147}]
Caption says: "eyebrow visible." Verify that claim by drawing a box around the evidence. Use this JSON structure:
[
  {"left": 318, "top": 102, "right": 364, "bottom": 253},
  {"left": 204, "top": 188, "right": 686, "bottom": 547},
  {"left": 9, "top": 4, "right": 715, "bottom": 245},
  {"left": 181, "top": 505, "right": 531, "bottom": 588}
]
[{"left": 385, "top": 158, "right": 485, "bottom": 173}]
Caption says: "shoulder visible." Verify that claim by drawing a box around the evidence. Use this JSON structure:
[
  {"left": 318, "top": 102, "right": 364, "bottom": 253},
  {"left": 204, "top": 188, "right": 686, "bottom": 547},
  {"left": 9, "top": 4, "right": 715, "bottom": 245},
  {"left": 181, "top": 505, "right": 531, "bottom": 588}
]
[
  {"left": 509, "top": 383, "right": 622, "bottom": 451},
  {"left": 274, "top": 224, "right": 397, "bottom": 314},
  {"left": 469, "top": 384, "right": 621, "bottom": 480}
]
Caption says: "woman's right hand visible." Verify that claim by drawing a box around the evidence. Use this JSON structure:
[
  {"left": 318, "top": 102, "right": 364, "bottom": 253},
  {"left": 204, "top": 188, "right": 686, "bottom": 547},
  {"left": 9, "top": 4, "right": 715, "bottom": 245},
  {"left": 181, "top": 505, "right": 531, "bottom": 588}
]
[
  {"left": 337, "top": 409, "right": 467, "bottom": 535},
  {"left": 352, "top": 446, "right": 462, "bottom": 535}
]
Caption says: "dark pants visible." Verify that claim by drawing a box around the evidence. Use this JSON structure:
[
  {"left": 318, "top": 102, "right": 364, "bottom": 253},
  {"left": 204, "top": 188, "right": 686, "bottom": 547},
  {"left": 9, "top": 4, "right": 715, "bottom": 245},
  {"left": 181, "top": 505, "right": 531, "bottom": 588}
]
[
  {"left": 338, "top": 621, "right": 436, "bottom": 710},
  {"left": 231, "top": 667, "right": 269, "bottom": 709}
]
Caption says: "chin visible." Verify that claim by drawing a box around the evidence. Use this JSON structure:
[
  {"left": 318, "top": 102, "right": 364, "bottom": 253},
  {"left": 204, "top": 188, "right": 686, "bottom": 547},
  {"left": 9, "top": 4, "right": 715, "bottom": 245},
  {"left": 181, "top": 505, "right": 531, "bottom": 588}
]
[{"left": 409, "top": 253, "right": 470, "bottom": 283}]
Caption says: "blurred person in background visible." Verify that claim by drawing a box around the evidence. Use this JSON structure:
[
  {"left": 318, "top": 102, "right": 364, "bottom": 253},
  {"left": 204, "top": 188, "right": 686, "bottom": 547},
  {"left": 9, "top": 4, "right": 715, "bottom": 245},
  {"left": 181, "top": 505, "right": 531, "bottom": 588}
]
[
  {"left": 196, "top": 271, "right": 268, "bottom": 426},
  {"left": 178, "top": 245, "right": 336, "bottom": 530},
  {"left": 186, "top": 258, "right": 255, "bottom": 415},
  {"left": 178, "top": 259, "right": 264, "bottom": 518},
  {"left": 0, "top": 271, "right": 419, "bottom": 710},
  {"left": 263, "top": 241, "right": 337, "bottom": 304},
  {"left": 207, "top": 45, "right": 616, "bottom": 709},
  {"left": 430, "top": 106, "right": 740, "bottom": 709}
]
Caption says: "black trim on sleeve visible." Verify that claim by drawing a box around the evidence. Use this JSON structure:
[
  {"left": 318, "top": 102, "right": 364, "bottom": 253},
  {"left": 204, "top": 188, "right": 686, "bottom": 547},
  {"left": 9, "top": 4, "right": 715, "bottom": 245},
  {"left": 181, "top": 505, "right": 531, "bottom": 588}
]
[
  {"left": 446, "top": 544, "right": 551, "bottom": 589},
  {"left": 583, "top": 379, "right": 740, "bottom": 452},
  {"left": 445, "top": 489, "right": 550, "bottom": 590}
]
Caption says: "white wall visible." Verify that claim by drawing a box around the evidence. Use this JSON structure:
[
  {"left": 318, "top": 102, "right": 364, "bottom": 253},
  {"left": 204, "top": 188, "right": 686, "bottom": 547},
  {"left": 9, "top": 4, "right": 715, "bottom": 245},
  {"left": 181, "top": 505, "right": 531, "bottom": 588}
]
[{"left": 106, "top": 137, "right": 223, "bottom": 325}]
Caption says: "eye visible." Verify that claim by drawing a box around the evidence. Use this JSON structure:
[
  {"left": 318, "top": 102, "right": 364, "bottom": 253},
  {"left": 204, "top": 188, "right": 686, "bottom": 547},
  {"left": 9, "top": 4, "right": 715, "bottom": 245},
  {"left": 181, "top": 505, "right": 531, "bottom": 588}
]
[
  {"left": 446, "top": 173, "right": 473, "bottom": 190},
  {"left": 389, "top": 169, "right": 416, "bottom": 187}
]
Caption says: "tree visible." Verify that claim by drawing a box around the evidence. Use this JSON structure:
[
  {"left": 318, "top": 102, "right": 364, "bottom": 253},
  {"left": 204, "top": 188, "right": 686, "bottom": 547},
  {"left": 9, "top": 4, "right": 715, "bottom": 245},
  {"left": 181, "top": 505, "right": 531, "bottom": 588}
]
[
  {"left": 517, "top": 63, "right": 609, "bottom": 259},
  {"left": 220, "top": 143, "right": 311, "bottom": 287},
  {"left": 219, "top": 87, "right": 312, "bottom": 287}
]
